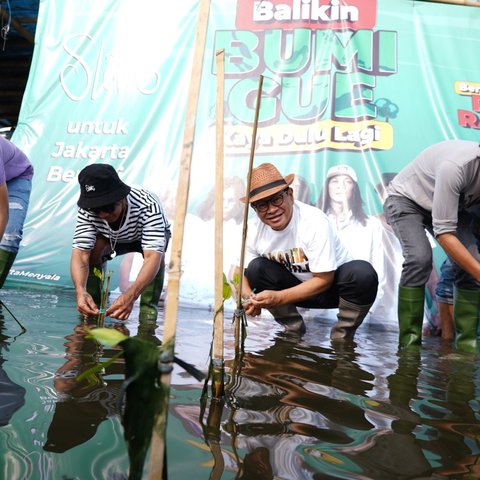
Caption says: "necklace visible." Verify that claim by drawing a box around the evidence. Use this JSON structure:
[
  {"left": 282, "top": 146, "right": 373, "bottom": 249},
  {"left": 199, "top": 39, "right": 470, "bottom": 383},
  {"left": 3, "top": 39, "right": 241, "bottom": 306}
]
[{"left": 107, "top": 201, "right": 127, "bottom": 260}]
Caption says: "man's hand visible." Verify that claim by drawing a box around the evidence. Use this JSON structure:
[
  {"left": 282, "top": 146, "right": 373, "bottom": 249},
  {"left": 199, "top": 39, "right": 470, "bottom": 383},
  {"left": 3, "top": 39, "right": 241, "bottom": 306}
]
[
  {"left": 76, "top": 291, "right": 99, "bottom": 317},
  {"left": 106, "top": 290, "right": 137, "bottom": 320},
  {"left": 243, "top": 289, "right": 283, "bottom": 316}
]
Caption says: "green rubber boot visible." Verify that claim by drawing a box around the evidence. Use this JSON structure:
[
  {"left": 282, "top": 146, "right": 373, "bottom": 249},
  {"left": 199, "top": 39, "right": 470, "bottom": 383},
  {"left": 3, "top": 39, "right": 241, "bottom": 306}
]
[
  {"left": 140, "top": 266, "right": 165, "bottom": 321},
  {"left": 398, "top": 285, "right": 425, "bottom": 347},
  {"left": 86, "top": 264, "right": 105, "bottom": 306},
  {"left": 453, "top": 287, "right": 480, "bottom": 353},
  {"left": 0, "top": 249, "right": 17, "bottom": 289}
]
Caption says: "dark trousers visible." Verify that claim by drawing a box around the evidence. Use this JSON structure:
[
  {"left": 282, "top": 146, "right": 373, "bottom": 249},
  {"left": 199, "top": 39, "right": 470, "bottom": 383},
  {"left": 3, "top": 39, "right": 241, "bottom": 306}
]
[
  {"left": 245, "top": 257, "right": 378, "bottom": 308},
  {"left": 384, "top": 195, "right": 480, "bottom": 289}
]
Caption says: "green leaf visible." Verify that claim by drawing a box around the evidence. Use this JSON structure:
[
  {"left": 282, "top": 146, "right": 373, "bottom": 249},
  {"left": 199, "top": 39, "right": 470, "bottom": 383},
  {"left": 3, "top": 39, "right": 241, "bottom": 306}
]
[
  {"left": 93, "top": 267, "right": 104, "bottom": 281},
  {"left": 223, "top": 273, "right": 232, "bottom": 300},
  {"left": 85, "top": 327, "right": 128, "bottom": 346}
]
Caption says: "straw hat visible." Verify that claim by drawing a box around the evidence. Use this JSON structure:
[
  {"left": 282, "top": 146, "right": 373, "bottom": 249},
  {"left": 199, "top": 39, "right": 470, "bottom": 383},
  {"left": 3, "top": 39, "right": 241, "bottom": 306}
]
[{"left": 240, "top": 163, "right": 295, "bottom": 203}]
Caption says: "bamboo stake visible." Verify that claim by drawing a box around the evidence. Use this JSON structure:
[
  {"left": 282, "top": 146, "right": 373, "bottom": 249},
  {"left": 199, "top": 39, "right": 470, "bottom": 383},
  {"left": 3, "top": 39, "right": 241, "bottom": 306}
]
[
  {"left": 233, "top": 75, "right": 264, "bottom": 354},
  {"left": 147, "top": 0, "right": 211, "bottom": 477},
  {"left": 212, "top": 49, "right": 225, "bottom": 398}
]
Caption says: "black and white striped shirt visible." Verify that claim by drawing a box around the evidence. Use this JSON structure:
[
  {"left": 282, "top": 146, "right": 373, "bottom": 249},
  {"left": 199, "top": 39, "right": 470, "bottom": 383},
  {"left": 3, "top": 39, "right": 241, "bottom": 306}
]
[{"left": 72, "top": 187, "right": 171, "bottom": 253}]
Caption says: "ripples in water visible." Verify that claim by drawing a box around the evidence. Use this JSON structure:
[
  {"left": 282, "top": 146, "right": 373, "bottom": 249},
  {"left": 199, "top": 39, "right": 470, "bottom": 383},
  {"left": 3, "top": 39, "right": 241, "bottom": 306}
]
[{"left": 1, "top": 288, "right": 480, "bottom": 479}]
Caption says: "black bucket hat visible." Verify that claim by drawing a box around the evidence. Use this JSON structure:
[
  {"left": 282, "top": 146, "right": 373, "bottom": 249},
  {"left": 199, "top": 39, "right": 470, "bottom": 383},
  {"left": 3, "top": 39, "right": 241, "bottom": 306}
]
[{"left": 77, "top": 164, "right": 131, "bottom": 209}]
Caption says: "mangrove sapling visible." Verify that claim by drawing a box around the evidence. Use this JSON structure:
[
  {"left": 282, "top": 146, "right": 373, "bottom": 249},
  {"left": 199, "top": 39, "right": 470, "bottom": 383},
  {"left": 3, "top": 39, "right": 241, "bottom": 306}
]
[
  {"left": 202, "top": 273, "right": 234, "bottom": 400},
  {"left": 93, "top": 267, "right": 112, "bottom": 326}
]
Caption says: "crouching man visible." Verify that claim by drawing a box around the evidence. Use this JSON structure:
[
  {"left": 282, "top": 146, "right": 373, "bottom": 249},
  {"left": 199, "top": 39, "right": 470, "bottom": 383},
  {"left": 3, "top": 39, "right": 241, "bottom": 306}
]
[
  {"left": 70, "top": 164, "right": 170, "bottom": 321},
  {"left": 237, "top": 163, "right": 378, "bottom": 340}
]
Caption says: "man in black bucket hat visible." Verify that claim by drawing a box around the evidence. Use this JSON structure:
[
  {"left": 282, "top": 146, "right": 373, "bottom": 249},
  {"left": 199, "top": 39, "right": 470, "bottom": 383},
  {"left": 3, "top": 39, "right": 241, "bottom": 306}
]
[
  {"left": 71, "top": 163, "right": 170, "bottom": 321},
  {"left": 237, "top": 162, "right": 378, "bottom": 340}
]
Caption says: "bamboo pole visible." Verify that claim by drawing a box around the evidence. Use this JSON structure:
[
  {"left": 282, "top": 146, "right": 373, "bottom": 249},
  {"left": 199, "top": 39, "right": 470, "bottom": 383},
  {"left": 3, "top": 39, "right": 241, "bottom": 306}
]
[
  {"left": 147, "top": 0, "right": 211, "bottom": 477},
  {"left": 212, "top": 49, "right": 225, "bottom": 398},
  {"left": 233, "top": 75, "right": 264, "bottom": 354}
]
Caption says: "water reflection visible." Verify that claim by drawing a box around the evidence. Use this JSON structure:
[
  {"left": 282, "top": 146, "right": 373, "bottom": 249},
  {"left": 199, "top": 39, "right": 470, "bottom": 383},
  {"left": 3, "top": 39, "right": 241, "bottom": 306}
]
[
  {"left": 224, "top": 332, "right": 480, "bottom": 479},
  {"left": 3, "top": 287, "right": 480, "bottom": 479},
  {"left": 227, "top": 334, "right": 379, "bottom": 479},
  {"left": 0, "top": 312, "right": 25, "bottom": 427},
  {"left": 43, "top": 319, "right": 125, "bottom": 453}
]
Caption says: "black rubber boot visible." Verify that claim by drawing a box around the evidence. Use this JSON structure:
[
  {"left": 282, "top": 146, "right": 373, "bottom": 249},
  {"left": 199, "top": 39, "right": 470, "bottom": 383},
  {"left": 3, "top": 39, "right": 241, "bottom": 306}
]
[
  {"left": 331, "top": 297, "right": 372, "bottom": 340},
  {"left": 268, "top": 304, "right": 306, "bottom": 334}
]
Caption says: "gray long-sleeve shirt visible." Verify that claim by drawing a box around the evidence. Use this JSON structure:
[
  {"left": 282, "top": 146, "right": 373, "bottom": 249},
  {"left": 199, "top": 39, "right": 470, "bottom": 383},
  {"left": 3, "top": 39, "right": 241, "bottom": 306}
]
[{"left": 387, "top": 140, "right": 480, "bottom": 237}]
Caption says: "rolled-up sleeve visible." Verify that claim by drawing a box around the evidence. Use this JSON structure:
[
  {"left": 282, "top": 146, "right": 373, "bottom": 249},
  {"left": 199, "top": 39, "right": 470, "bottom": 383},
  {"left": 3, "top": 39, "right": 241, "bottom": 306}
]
[{"left": 432, "top": 162, "right": 463, "bottom": 237}]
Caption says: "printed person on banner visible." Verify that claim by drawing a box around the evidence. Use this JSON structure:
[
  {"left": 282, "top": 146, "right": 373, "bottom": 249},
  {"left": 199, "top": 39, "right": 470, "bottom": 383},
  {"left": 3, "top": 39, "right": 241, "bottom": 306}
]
[
  {"left": 317, "top": 165, "right": 387, "bottom": 325},
  {"left": 0, "top": 136, "right": 34, "bottom": 288},
  {"left": 235, "top": 163, "right": 378, "bottom": 340},
  {"left": 384, "top": 140, "right": 480, "bottom": 351},
  {"left": 70, "top": 164, "right": 171, "bottom": 321}
]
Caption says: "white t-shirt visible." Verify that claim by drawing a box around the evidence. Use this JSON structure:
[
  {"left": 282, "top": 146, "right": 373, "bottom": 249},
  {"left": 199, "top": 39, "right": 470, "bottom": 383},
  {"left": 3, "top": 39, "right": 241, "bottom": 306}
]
[{"left": 245, "top": 201, "right": 352, "bottom": 282}]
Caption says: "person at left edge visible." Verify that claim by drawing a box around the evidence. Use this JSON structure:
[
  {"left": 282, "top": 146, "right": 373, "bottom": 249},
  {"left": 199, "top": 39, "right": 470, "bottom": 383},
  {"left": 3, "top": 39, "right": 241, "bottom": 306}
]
[
  {"left": 70, "top": 164, "right": 171, "bottom": 321},
  {"left": 0, "top": 136, "right": 34, "bottom": 288}
]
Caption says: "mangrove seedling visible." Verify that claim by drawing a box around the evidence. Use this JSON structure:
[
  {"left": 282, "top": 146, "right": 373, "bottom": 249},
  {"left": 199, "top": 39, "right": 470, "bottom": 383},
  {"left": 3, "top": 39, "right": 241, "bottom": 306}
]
[{"left": 93, "top": 267, "right": 112, "bottom": 325}]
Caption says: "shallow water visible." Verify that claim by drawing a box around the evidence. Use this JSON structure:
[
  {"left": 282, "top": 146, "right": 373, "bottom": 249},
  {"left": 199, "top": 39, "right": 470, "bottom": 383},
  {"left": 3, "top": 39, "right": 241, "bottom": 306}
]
[{"left": 1, "top": 286, "right": 480, "bottom": 479}]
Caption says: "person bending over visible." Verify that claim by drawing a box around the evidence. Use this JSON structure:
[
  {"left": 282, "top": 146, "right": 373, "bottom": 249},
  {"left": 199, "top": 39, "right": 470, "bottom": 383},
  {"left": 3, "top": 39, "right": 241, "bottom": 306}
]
[
  {"left": 70, "top": 164, "right": 170, "bottom": 321},
  {"left": 384, "top": 140, "right": 480, "bottom": 350}
]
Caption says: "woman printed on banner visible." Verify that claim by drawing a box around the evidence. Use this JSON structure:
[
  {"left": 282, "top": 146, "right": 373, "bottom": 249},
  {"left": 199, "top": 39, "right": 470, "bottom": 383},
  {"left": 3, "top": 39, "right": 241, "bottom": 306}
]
[{"left": 317, "top": 165, "right": 390, "bottom": 324}]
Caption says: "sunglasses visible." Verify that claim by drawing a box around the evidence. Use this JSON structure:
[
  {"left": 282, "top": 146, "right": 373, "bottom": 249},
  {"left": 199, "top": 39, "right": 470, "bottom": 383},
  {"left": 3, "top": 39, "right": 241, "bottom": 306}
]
[
  {"left": 87, "top": 202, "right": 118, "bottom": 215},
  {"left": 252, "top": 189, "right": 289, "bottom": 213}
]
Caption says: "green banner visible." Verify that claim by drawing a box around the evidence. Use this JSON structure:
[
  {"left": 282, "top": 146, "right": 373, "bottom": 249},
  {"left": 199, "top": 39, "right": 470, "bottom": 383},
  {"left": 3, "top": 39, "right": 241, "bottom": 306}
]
[{"left": 10, "top": 0, "right": 480, "bottom": 325}]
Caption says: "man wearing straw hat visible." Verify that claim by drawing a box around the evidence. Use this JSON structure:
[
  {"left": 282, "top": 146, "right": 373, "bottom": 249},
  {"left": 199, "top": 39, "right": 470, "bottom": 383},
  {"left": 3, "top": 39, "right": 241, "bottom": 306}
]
[
  {"left": 239, "top": 163, "right": 378, "bottom": 339},
  {"left": 70, "top": 163, "right": 170, "bottom": 321}
]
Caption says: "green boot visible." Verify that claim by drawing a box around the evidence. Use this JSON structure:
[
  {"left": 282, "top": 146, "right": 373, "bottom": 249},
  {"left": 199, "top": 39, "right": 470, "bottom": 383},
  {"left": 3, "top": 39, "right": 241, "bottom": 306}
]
[
  {"left": 86, "top": 264, "right": 105, "bottom": 305},
  {"left": 0, "top": 249, "right": 17, "bottom": 289},
  {"left": 453, "top": 287, "right": 480, "bottom": 353},
  {"left": 140, "top": 266, "right": 165, "bottom": 321},
  {"left": 398, "top": 286, "right": 425, "bottom": 347}
]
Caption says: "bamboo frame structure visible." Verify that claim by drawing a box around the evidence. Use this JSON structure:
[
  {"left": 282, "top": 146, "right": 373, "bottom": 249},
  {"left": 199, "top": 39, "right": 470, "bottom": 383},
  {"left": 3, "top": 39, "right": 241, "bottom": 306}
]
[
  {"left": 147, "top": 0, "right": 211, "bottom": 477},
  {"left": 212, "top": 49, "right": 225, "bottom": 398}
]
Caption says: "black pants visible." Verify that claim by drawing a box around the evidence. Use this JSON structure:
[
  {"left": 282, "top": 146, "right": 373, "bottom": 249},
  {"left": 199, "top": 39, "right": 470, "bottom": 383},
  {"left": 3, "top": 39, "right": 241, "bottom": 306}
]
[{"left": 245, "top": 257, "right": 378, "bottom": 308}]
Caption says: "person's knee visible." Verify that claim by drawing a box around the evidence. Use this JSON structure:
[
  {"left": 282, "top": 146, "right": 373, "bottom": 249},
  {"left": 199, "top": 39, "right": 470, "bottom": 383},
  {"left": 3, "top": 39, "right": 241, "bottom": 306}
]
[
  {"left": 405, "top": 244, "right": 432, "bottom": 270},
  {"left": 0, "top": 231, "right": 21, "bottom": 253},
  {"left": 337, "top": 260, "right": 378, "bottom": 305},
  {"left": 245, "top": 257, "right": 269, "bottom": 282},
  {"left": 355, "top": 261, "right": 379, "bottom": 303}
]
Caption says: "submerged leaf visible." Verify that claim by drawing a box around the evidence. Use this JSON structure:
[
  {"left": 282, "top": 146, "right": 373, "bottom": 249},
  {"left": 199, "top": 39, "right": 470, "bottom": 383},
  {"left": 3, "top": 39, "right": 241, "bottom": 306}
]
[
  {"left": 85, "top": 327, "right": 128, "bottom": 346},
  {"left": 76, "top": 351, "right": 123, "bottom": 384}
]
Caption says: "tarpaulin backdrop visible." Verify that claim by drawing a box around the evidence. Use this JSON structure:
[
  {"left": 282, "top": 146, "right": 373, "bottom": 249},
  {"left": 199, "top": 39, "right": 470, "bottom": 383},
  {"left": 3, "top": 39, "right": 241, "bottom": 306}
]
[{"left": 9, "top": 0, "right": 480, "bottom": 323}]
